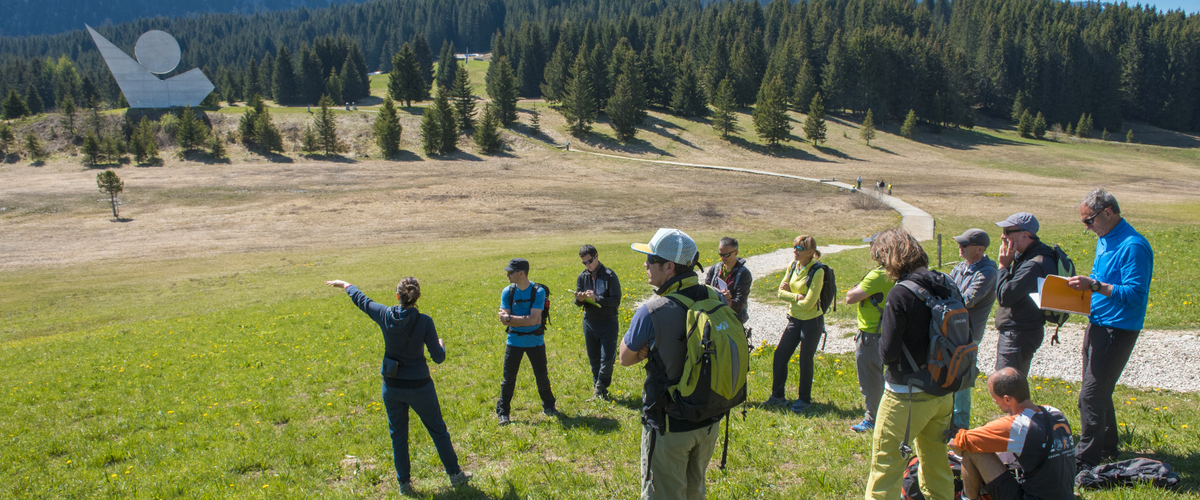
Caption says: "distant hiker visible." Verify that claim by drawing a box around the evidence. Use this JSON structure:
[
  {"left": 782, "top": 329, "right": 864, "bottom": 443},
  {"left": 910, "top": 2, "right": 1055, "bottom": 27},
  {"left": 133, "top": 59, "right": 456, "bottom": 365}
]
[
  {"left": 857, "top": 176, "right": 863, "bottom": 189},
  {"left": 565, "top": 141, "right": 570, "bottom": 151},
  {"left": 1066, "top": 188, "right": 1154, "bottom": 470},
  {"left": 704, "top": 236, "right": 753, "bottom": 323},
  {"left": 620, "top": 228, "right": 727, "bottom": 500},
  {"left": 324, "top": 277, "right": 471, "bottom": 495},
  {"left": 887, "top": 183, "right": 893, "bottom": 195},
  {"left": 864, "top": 228, "right": 957, "bottom": 500},
  {"left": 844, "top": 235, "right": 895, "bottom": 433},
  {"left": 994, "top": 212, "right": 1055, "bottom": 377},
  {"left": 949, "top": 367, "right": 1076, "bottom": 500},
  {"left": 764, "top": 235, "right": 827, "bottom": 414},
  {"left": 496, "top": 258, "right": 558, "bottom": 424},
  {"left": 948, "top": 228, "right": 998, "bottom": 431},
  {"left": 574, "top": 244, "right": 622, "bottom": 401}
]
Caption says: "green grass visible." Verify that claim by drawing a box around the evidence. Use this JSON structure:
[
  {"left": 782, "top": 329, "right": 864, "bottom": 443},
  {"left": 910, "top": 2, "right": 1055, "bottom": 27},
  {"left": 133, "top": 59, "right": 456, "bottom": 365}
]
[{"left": 3, "top": 231, "right": 1198, "bottom": 498}]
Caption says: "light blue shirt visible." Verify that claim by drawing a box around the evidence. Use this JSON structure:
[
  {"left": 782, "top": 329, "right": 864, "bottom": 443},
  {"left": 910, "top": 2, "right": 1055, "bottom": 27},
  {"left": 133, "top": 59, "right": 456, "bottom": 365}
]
[
  {"left": 1088, "top": 219, "right": 1154, "bottom": 331},
  {"left": 501, "top": 283, "right": 547, "bottom": 347}
]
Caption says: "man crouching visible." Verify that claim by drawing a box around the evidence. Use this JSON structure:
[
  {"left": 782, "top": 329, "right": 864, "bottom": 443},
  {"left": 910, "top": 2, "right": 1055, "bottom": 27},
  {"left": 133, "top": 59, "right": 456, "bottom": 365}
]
[{"left": 949, "top": 368, "right": 1075, "bottom": 500}]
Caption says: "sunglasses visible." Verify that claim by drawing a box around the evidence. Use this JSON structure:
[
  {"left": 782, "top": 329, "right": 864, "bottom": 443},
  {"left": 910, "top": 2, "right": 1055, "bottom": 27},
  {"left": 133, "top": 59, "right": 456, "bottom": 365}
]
[
  {"left": 1082, "top": 207, "right": 1108, "bottom": 226},
  {"left": 646, "top": 254, "right": 670, "bottom": 266},
  {"left": 581, "top": 257, "right": 595, "bottom": 266},
  {"left": 1003, "top": 228, "right": 1024, "bottom": 235},
  {"left": 719, "top": 251, "right": 735, "bottom": 258},
  {"left": 794, "top": 245, "right": 806, "bottom": 252}
]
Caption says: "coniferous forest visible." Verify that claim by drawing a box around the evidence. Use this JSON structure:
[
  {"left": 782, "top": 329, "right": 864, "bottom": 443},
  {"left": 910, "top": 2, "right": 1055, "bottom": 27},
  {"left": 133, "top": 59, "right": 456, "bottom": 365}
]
[{"left": 3, "top": 0, "right": 1200, "bottom": 133}]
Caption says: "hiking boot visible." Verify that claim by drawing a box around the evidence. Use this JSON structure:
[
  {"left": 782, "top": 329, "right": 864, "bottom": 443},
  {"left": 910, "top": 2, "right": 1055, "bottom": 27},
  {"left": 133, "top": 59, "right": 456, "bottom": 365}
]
[
  {"left": 497, "top": 414, "right": 510, "bottom": 425},
  {"left": 1076, "top": 460, "right": 1095, "bottom": 475},
  {"left": 449, "top": 471, "right": 472, "bottom": 487},
  {"left": 850, "top": 419, "right": 875, "bottom": 433},
  {"left": 543, "top": 407, "right": 560, "bottom": 417},
  {"left": 789, "top": 400, "right": 810, "bottom": 413},
  {"left": 399, "top": 481, "right": 416, "bottom": 496},
  {"left": 763, "top": 395, "right": 788, "bottom": 408}
]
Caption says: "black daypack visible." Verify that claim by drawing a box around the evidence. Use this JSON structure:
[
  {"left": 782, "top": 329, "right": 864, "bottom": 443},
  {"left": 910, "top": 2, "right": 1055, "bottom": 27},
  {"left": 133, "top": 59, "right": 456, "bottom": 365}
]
[
  {"left": 1040, "top": 244, "right": 1076, "bottom": 345},
  {"left": 1075, "top": 458, "right": 1181, "bottom": 491},
  {"left": 505, "top": 282, "right": 552, "bottom": 333},
  {"left": 901, "top": 454, "right": 966, "bottom": 500},
  {"left": 783, "top": 260, "right": 837, "bottom": 314}
]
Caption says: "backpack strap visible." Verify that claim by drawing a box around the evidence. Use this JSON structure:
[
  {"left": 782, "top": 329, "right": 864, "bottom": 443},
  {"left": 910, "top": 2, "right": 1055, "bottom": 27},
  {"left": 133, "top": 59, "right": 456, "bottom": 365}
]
[
  {"left": 868, "top": 293, "right": 886, "bottom": 334},
  {"left": 899, "top": 381, "right": 915, "bottom": 459}
]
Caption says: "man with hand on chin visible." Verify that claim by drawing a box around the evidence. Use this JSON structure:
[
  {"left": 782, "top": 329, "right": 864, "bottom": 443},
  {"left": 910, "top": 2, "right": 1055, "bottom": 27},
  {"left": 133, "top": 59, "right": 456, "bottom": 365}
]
[
  {"left": 993, "top": 212, "right": 1056, "bottom": 378},
  {"left": 1065, "top": 188, "right": 1153, "bottom": 471}
]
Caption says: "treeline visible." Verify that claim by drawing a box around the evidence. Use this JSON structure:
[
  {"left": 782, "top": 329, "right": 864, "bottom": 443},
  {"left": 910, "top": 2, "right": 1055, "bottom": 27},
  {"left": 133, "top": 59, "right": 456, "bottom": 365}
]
[{"left": 4, "top": 0, "right": 1200, "bottom": 133}]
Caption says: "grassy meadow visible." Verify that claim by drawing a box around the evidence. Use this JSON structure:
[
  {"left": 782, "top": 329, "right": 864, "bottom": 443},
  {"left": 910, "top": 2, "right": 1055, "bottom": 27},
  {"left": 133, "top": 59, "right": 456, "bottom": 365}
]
[{"left": 3, "top": 229, "right": 1199, "bottom": 499}]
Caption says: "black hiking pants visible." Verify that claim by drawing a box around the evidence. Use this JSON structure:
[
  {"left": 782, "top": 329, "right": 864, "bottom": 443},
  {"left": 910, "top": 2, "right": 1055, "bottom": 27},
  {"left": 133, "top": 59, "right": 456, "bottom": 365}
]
[
  {"left": 497, "top": 343, "right": 556, "bottom": 416},
  {"left": 1076, "top": 323, "right": 1140, "bottom": 466}
]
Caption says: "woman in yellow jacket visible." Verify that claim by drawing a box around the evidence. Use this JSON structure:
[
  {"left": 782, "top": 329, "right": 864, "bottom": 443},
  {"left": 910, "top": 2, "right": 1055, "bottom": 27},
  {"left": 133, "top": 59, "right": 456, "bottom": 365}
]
[{"left": 766, "top": 235, "right": 825, "bottom": 413}]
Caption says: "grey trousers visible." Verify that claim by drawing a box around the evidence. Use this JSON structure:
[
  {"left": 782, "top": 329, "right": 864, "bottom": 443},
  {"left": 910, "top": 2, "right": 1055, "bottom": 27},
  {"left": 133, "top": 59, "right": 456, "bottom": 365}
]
[
  {"left": 640, "top": 422, "right": 720, "bottom": 500},
  {"left": 855, "top": 331, "right": 885, "bottom": 423}
]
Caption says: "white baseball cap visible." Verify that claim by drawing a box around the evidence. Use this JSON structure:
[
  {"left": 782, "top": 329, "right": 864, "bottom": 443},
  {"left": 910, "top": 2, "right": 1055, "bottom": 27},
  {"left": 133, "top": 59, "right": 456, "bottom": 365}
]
[{"left": 631, "top": 228, "right": 698, "bottom": 266}]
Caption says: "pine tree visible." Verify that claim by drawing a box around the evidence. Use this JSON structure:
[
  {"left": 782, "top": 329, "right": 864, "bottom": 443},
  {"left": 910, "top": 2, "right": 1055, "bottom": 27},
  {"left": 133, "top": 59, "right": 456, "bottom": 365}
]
[
  {"left": 96, "top": 169, "right": 123, "bottom": 219},
  {"left": 410, "top": 33, "right": 435, "bottom": 92},
  {"left": 273, "top": 46, "right": 298, "bottom": 105},
  {"left": 1101, "top": 129, "right": 1109, "bottom": 141},
  {"left": 802, "top": 91, "right": 827, "bottom": 145},
  {"left": 253, "top": 109, "right": 283, "bottom": 153},
  {"left": 560, "top": 51, "right": 596, "bottom": 137},
  {"left": 326, "top": 70, "right": 343, "bottom": 106},
  {"left": 1065, "top": 122, "right": 1074, "bottom": 136},
  {"left": 488, "top": 56, "right": 519, "bottom": 126},
  {"left": 860, "top": 109, "right": 877, "bottom": 146},
  {"left": 529, "top": 109, "right": 540, "bottom": 135},
  {"left": 420, "top": 105, "right": 442, "bottom": 156},
  {"left": 59, "top": 93, "right": 76, "bottom": 138},
  {"left": 435, "top": 40, "right": 457, "bottom": 91},
  {"left": 1033, "top": 112, "right": 1047, "bottom": 139},
  {"left": 176, "top": 106, "right": 208, "bottom": 151},
  {"left": 1017, "top": 110, "right": 1033, "bottom": 138},
  {"left": 301, "top": 125, "right": 319, "bottom": 153},
  {"left": 450, "top": 64, "right": 476, "bottom": 130},
  {"left": 712, "top": 78, "right": 737, "bottom": 139},
  {"left": 607, "top": 71, "right": 640, "bottom": 143},
  {"left": 753, "top": 75, "right": 791, "bottom": 147},
  {"left": 791, "top": 59, "right": 817, "bottom": 112},
  {"left": 24, "top": 83, "right": 43, "bottom": 115},
  {"left": 540, "top": 40, "right": 572, "bottom": 102},
  {"left": 298, "top": 45, "right": 325, "bottom": 105},
  {"left": 238, "top": 95, "right": 263, "bottom": 145},
  {"left": 474, "top": 103, "right": 503, "bottom": 154},
  {"left": 901, "top": 109, "right": 919, "bottom": 139},
  {"left": 1076, "top": 113, "right": 1092, "bottom": 138},
  {"left": 389, "top": 43, "right": 426, "bottom": 107},
  {"left": 339, "top": 44, "right": 369, "bottom": 102},
  {"left": 434, "top": 87, "right": 458, "bottom": 153},
  {"left": 1011, "top": 90, "right": 1029, "bottom": 123},
  {"left": 1126, "top": 129, "right": 1134, "bottom": 143},
  {"left": 207, "top": 130, "right": 226, "bottom": 159},
  {"left": 82, "top": 131, "right": 101, "bottom": 165},
  {"left": 0, "top": 122, "right": 14, "bottom": 156},
  {"left": 2, "top": 90, "right": 28, "bottom": 119},
  {"left": 314, "top": 95, "right": 346, "bottom": 155},
  {"left": 704, "top": 36, "right": 730, "bottom": 105},
  {"left": 24, "top": 132, "right": 44, "bottom": 160},
  {"left": 131, "top": 117, "right": 157, "bottom": 164},
  {"left": 671, "top": 55, "right": 707, "bottom": 117},
  {"left": 373, "top": 97, "right": 403, "bottom": 158}
]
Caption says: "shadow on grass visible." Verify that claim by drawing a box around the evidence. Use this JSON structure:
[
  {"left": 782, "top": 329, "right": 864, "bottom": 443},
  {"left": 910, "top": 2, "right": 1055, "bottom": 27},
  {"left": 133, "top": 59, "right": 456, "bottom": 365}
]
[
  {"left": 727, "top": 136, "right": 834, "bottom": 162},
  {"left": 298, "top": 153, "right": 358, "bottom": 164},
  {"left": 262, "top": 152, "right": 294, "bottom": 163},
  {"left": 869, "top": 145, "right": 899, "bottom": 156},
  {"left": 556, "top": 413, "right": 620, "bottom": 434},
  {"left": 611, "top": 395, "right": 642, "bottom": 413},
  {"left": 110, "top": 217, "right": 134, "bottom": 223},
  {"left": 576, "top": 133, "right": 673, "bottom": 158},
  {"left": 641, "top": 115, "right": 699, "bottom": 150},
  {"left": 381, "top": 150, "right": 424, "bottom": 162},
  {"left": 814, "top": 145, "right": 861, "bottom": 161},
  {"left": 897, "top": 125, "right": 1027, "bottom": 151},
  {"left": 425, "top": 481, "right": 498, "bottom": 499}
]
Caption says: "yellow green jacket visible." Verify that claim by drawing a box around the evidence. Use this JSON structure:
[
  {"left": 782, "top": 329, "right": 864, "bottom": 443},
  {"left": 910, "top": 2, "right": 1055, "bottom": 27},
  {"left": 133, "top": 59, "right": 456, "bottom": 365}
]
[{"left": 778, "top": 260, "right": 824, "bottom": 320}]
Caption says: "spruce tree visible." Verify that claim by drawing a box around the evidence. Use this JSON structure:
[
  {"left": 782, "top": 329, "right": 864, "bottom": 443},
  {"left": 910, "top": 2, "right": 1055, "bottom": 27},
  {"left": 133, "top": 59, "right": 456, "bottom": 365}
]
[
  {"left": 704, "top": 36, "right": 730, "bottom": 105},
  {"left": 301, "top": 125, "right": 319, "bottom": 153},
  {"left": 373, "top": 97, "right": 403, "bottom": 158},
  {"left": 561, "top": 51, "right": 597, "bottom": 137},
  {"left": 96, "top": 169, "right": 123, "bottom": 219},
  {"left": 59, "top": 94, "right": 76, "bottom": 138},
  {"left": 860, "top": 109, "right": 877, "bottom": 146},
  {"left": 298, "top": 45, "right": 325, "bottom": 105},
  {"left": 901, "top": 109, "right": 919, "bottom": 139},
  {"left": 450, "top": 64, "right": 476, "bottom": 130},
  {"left": 1126, "top": 129, "right": 1134, "bottom": 143},
  {"left": 136, "top": 117, "right": 157, "bottom": 163},
  {"left": 540, "top": 40, "right": 572, "bottom": 102},
  {"left": 711, "top": 78, "right": 737, "bottom": 139},
  {"left": 2, "top": 90, "right": 28, "bottom": 119},
  {"left": 1033, "top": 112, "right": 1047, "bottom": 139},
  {"left": 488, "top": 56, "right": 519, "bottom": 126},
  {"left": 791, "top": 59, "right": 817, "bottom": 112},
  {"left": 607, "top": 72, "right": 640, "bottom": 143},
  {"left": 82, "top": 131, "right": 101, "bottom": 165},
  {"left": 272, "top": 46, "right": 298, "bottom": 105},
  {"left": 1101, "top": 128, "right": 1109, "bottom": 141},
  {"left": 0, "top": 122, "right": 14, "bottom": 156},
  {"left": 435, "top": 40, "right": 457, "bottom": 91},
  {"left": 753, "top": 75, "right": 791, "bottom": 147},
  {"left": 389, "top": 44, "right": 426, "bottom": 107},
  {"left": 474, "top": 103, "right": 503, "bottom": 154},
  {"left": 802, "top": 91, "right": 827, "bottom": 145},
  {"left": 1076, "top": 113, "right": 1092, "bottom": 138},
  {"left": 410, "top": 33, "right": 435, "bottom": 91},
  {"left": 1017, "top": 110, "right": 1033, "bottom": 138},
  {"left": 24, "top": 132, "right": 44, "bottom": 160},
  {"left": 1011, "top": 90, "right": 1029, "bottom": 123},
  {"left": 1065, "top": 122, "right": 1074, "bottom": 136},
  {"left": 314, "top": 95, "right": 346, "bottom": 155},
  {"left": 671, "top": 55, "right": 707, "bottom": 117},
  {"left": 253, "top": 108, "right": 283, "bottom": 153},
  {"left": 434, "top": 87, "right": 458, "bottom": 153},
  {"left": 176, "top": 106, "right": 208, "bottom": 151},
  {"left": 529, "top": 109, "right": 540, "bottom": 135},
  {"left": 25, "top": 83, "right": 43, "bottom": 115},
  {"left": 420, "top": 105, "right": 442, "bottom": 156},
  {"left": 326, "top": 70, "right": 343, "bottom": 106},
  {"left": 207, "top": 130, "right": 226, "bottom": 159}
]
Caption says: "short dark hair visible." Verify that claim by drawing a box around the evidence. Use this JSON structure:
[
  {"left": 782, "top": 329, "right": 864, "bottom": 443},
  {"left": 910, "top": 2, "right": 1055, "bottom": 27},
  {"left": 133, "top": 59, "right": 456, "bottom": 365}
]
[
  {"left": 990, "top": 368, "right": 1031, "bottom": 402},
  {"left": 666, "top": 251, "right": 701, "bottom": 277},
  {"left": 719, "top": 237, "right": 738, "bottom": 249},
  {"left": 579, "top": 244, "right": 598, "bottom": 258}
]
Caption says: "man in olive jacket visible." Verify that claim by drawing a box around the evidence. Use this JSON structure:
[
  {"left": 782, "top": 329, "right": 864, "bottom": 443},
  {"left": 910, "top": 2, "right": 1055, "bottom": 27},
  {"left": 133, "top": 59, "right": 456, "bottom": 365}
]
[{"left": 994, "top": 212, "right": 1057, "bottom": 377}]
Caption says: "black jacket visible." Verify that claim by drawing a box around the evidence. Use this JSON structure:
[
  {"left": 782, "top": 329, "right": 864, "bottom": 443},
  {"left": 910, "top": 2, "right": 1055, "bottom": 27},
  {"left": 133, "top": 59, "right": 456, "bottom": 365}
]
[
  {"left": 704, "top": 258, "right": 753, "bottom": 320},
  {"left": 880, "top": 270, "right": 959, "bottom": 387},
  {"left": 346, "top": 286, "right": 445, "bottom": 385},
  {"left": 995, "top": 240, "right": 1056, "bottom": 334},
  {"left": 575, "top": 262, "right": 622, "bottom": 320}
]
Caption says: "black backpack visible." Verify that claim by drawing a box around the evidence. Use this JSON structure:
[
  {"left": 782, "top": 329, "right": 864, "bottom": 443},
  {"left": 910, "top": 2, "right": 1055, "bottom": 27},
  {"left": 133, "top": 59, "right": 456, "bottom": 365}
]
[
  {"left": 901, "top": 455, "right": 965, "bottom": 500},
  {"left": 1075, "top": 458, "right": 1180, "bottom": 491},
  {"left": 505, "top": 282, "right": 552, "bottom": 333},
  {"left": 784, "top": 261, "right": 837, "bottom": 314},
  {"left": 1040, "top": 244, "right": 1076, "bottom": 345}
]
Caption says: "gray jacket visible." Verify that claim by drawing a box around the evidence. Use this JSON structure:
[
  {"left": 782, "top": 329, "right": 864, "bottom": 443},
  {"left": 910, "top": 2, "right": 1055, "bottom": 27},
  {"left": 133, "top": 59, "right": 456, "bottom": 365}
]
[{"left": 949, "top": 256, "right": 999, "bottom": 343}]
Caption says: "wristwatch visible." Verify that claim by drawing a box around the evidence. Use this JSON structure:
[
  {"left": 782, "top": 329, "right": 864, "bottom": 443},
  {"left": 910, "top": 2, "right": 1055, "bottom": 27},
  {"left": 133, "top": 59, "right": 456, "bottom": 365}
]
[{"left": 1090, "top": 281, "right": 1101, "bottom": 292}]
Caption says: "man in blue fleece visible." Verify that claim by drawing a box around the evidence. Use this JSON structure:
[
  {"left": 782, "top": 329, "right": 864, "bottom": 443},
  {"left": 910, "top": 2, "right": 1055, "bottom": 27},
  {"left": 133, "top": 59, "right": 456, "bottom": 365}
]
[{"left": 1066, "top": 188, "right": 1154, "bottom": 470}]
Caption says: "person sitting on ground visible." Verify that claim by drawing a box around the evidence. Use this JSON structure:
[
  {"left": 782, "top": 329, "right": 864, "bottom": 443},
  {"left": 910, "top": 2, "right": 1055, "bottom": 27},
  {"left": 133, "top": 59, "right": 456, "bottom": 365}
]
[
  {"left": 324, "top": 277, "right": 471, "bottom": 495},
  {"left": 949, "top": 367, "right": 1076, "bottom": 500},
  {"left": 765, "top": 235, "right": 826, "bottom": 414}
]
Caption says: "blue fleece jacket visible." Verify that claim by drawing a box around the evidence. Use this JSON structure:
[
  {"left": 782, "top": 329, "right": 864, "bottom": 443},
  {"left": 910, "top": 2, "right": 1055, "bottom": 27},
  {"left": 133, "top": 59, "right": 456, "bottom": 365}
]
[
  {"left": 1088, "top": 219, "right": 1154, "bottom": 331},
  {"left": 346, "top": 285, "right": 446, "bottom": 381}
]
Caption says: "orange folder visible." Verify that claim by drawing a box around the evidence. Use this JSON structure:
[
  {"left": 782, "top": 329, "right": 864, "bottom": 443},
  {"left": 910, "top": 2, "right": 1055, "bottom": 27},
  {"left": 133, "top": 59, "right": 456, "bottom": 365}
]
[{"left": 1030, "top": 275, "right": 1092, "bottom": 316}]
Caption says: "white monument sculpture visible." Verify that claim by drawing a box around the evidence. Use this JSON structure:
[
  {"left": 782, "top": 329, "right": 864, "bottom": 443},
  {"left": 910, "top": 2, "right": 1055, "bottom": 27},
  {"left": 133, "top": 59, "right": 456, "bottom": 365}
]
[{"left": 86, "top": 25, "right": 215, "bottom": 109}]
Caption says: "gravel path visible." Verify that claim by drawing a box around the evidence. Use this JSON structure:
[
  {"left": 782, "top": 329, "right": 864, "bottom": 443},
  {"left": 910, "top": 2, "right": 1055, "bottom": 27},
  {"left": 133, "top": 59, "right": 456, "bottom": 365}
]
[{"left": 741, "top": 247, "right": 1200, "bottom": 393}]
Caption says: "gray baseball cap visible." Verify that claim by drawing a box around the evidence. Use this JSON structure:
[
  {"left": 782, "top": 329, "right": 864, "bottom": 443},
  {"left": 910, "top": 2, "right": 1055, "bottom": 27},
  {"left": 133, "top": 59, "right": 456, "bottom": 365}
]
[
  {"left": 631, "top": 228, "right": 698, "bottom": 266},
  {"left": 996, "top": 212, "right": 1039, "bottom": 234},
  {"left": 953, "top": 228, "right": 991, "bottom": 247}
]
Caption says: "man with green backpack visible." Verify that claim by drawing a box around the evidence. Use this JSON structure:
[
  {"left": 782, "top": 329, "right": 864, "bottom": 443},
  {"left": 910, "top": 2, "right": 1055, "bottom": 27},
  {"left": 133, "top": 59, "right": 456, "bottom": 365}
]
[{"left": 620, "top": 228, "right": 749, "bottom": 500}]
